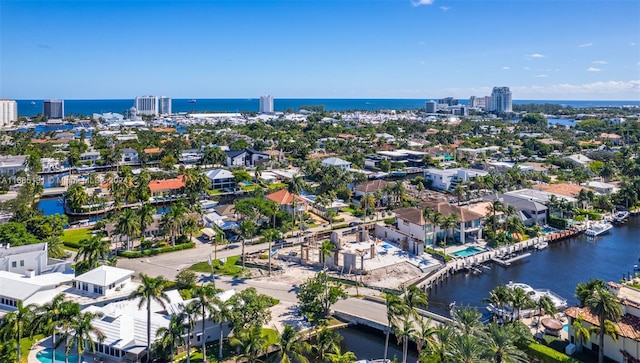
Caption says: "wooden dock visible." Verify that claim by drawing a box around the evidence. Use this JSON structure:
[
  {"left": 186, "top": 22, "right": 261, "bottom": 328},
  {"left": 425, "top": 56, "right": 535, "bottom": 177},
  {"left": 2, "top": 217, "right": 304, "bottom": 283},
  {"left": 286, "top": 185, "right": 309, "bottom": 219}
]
[{"left": 491, "top": 252, "right": 532, "bottom": 267}]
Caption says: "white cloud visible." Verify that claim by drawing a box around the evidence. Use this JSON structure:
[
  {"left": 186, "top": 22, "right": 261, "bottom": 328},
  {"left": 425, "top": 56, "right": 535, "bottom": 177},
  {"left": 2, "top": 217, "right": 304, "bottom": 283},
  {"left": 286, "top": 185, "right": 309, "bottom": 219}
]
[
  {"left": 592, "top": 60, "right": 608, "bottom": 64},
  {"left": 502, "top": 66, "right": 510, "bottom": 70},
  {"left": 529, "top": 53, "right": 545, "bottom": 58},
  {"left": 535, "top": 74, "right": 548, "bottom": 78},
  {"left": 587, "top": 67, "right": 602, "bottom": 72},
  {"left": 439, "top": 6, "right": 450, "bottom": 11},
  {"left": 512, "top": 80, "right": 640, "bottom": 99},
  {"left": 411, "top": 0, "right": 434, "bottom": 6},
  {"left": 578, "top": 42, "right": 592, "bottom": 48},
  {"left": 631, "top": 42, "right": 637, "bottom": 46},
  {"left": 523, "top": 66, "right": 531, "bottom": 70}
]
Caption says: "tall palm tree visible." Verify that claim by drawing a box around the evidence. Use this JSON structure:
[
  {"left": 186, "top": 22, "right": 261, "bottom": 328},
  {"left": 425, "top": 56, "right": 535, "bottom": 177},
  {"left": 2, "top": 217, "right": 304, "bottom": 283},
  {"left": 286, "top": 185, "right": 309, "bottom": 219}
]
[
  {"left": 535, "top": 295, "right": 558, "bottom": 331},
  {"left": 208, "top": 292, "right": 230, "bottom": 360},
  {"left": 482, "top": 323, "right": 528, "bottom": 363},
  {"left": 238, "top": 219, "right": 257, "bottom": 270},
  {"left": 484, "top": 285, "right": 512, "bottom": 322},
  {"left": 1, "top": 301, "right": 35, "bottom": 362},
  {"left": 116, "top": 208, "right": 141, "bottom": 250},
  {"left": 75, "top": 234, "right": 110, "bottom": 274},
  {"left": 572, "top": 315, "right": 592, "bottom": 353},
  {"left": 392, "top": 312, "right": 416, "bottom": 363},
  {"left": 66, "top": 311, "right": 105, "bottom": 363},
  {"left": 575, "top": 279, "right": 606, "bottom": 307},
  {"left": 585, "top": 286, "right": 622, "bottom": 363},
  {"left": 155, "top": 314, "right": 186, "bottom": 363},
  {"left": 452, "top": 306, "right": 483, "bottom": 336},
  {"left": 439, "top": 213, "right": 459, "bottom": 257},
  {"left": 320, "top": 240, "right": 335, "bottom": 268},
  {"left": 413, "top": 316, "right": 435, "bottom": 358},
  {"left": 162, "top": 202, "right": 187, "bottom": 246},
  {"left": 313, "top": 328, "right": 342, "bottom": 362},
  {"left": 181, "top": 300, "right": 200, "bottom": 363},
  {"left": 446, "top": 334, "right": 485, "bottom": 363},
  {"left": 425, "top": 323, "right": 454, "bottom": 362},
  {"left": 403, "top": 284, "right": 427, "bottom": 319},
  {"left": 505, "top": 217, "right": 525, "bottom": 242},
  {"left": 191, "top": 284, "right": 221, "bottom": 362},
  {"left": 138, "top": 203, "right": 156, "bottom": 238},
  {"left": 230, "top": 324, "right": 267, "bottom": 363},
  {"left": 34, "top": 295, "right": 80, "bottom": 363},
  {"left": 271, "top": 325, "right": 311, "bottom": 363},
  {"left": 262, "top": 228, "right": 280, "bottom": 276},
  {"left": 509, "top": 287, "right": 534, "bottom": 321},
  {"left": 488, "top": 199, "right": 504, "bottom": 231},
  {"left": 383, "top": 293, "right": 407, "bottom": 361},
  {"left": 128, "top": 274, "right": 170, "bottom": 361},
  {"left": 288, "top": 175, "right": 305, "bottom": 195}
]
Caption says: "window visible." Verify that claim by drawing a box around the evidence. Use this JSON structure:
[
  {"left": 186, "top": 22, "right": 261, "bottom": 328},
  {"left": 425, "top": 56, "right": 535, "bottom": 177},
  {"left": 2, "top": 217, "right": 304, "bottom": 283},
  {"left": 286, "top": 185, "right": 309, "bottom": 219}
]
[
  {"left": 81, "top": 282, "right": 89, "bottom": 291},
  {"left": 94, "top": 286, "right": 103, "bottom": 294},
  {"left": 11, "top": 261, "right": 16, "bottom": 268},
  {"left": 20, "top": 260, "right": 24, "bottom": 267}
]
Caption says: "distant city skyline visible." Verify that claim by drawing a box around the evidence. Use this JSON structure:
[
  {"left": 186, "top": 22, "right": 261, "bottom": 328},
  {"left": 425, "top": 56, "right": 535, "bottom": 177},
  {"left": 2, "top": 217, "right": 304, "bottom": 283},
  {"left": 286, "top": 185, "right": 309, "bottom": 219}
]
[{"left": 1, "top": 0, "right": 639, "bottom": 100}]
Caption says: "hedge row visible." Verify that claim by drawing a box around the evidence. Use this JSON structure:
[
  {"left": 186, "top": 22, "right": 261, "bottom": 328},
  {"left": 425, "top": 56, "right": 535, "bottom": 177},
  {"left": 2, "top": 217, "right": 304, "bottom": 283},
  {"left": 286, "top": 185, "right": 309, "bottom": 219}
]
[
  {"left": 117, "top": 242, "right": 195, "bottom": 258},
  {"left": 548, "top": 216, "right": 569, "bottom": 229},
  {"left": 523, "top": 342, "right": 581, "bottom": 363}
]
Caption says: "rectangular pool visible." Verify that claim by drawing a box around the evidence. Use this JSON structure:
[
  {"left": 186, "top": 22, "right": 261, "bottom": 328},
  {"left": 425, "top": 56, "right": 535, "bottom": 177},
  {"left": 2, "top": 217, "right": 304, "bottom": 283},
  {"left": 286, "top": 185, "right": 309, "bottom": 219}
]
[{"left": 451, "top": 246, "right": 485, "bottom": 258}]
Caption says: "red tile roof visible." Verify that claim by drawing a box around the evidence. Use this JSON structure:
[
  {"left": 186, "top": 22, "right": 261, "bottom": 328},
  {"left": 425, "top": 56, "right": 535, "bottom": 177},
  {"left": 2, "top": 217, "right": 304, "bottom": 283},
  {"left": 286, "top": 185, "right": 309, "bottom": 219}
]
[
  {"left": 143, "top": 148, "right": 162, "bottom": 154},
  {"left": 565, "top": 306, "right": 640, "bottom": 342},
  {"left": 148, "top": 175, "right": 185, "bottom": 192},
  {"left": 266, "top": 189, "right": 307, "bottom": 206}
]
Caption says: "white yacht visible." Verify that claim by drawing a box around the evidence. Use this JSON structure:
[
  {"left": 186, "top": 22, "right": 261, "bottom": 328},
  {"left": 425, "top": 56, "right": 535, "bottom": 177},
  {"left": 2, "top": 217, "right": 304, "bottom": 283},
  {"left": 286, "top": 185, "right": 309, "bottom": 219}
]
[
  {"left": 585, "top": 221, "right": 613, "bottom": 237},
  {"left": 487, "top": 281, "right": 568, "bottom": 319}
]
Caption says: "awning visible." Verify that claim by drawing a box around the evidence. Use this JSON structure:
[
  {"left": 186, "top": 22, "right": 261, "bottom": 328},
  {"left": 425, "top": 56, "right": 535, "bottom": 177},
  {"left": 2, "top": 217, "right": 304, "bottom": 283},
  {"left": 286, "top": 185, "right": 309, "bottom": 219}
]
[
  {"left": 541, "top": 318, "right": 563, "bottom": 331},
  {"left": 201, "top": 228, "right": 217, "bottom": 238}
]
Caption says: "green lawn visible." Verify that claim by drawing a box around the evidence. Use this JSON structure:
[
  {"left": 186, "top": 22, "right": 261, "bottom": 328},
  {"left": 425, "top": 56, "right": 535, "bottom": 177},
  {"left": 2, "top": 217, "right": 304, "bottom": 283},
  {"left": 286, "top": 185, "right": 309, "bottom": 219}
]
[
  {"left": 207, "top": 189, "right": 222, "bottom": 195},
  {"left": 189, "top": 255, "right": 243, "bottom": 277},
  {"left": 341, "top": 207, "right": 356, "bottom": 214},
  {"left": 61, "top": 227, "right": 93, "bottom": 248},
  {"left": 19, "top": 334, "right": 44, "bottom": 363}
]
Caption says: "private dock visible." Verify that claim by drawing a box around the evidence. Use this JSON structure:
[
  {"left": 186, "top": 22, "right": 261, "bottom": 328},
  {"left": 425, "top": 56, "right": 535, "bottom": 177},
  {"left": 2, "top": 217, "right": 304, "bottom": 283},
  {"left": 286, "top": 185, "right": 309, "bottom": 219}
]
[{"left": 491, "top": 252, "right": 532, "bottom": 267}]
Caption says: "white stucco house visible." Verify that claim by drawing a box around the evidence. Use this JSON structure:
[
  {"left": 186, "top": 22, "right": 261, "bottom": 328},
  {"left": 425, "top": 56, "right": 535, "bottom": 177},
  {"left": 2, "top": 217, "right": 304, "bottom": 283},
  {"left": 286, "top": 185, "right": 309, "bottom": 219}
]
[{"left": 322, "top": 157, "right": 351, "bottom": 171}]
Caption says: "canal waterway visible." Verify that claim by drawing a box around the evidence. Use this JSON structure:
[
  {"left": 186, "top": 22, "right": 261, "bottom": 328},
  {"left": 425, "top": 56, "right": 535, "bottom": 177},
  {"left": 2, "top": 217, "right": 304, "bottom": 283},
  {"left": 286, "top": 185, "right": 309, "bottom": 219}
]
[{"left": 427, "top": 217, "right": 640, "bottom": 318}]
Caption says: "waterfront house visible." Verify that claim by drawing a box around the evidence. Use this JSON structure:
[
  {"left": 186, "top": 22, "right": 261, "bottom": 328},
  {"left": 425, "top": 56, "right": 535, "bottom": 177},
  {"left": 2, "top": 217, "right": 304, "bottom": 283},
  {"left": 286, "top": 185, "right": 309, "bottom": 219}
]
[
  {"left": 148, "top": 176, "right": 185, "bottom": 200},
  {"left": 484, "top": 193, "right": 547, "bottom": 226},
  {"left": 321, "top": 157, "right": 351, "bottom": 171},
  {"left": 424, "top": 168, "right": 488, "bottom": 191},
  {"left": 583, "top": 181, "right": 617, "bottom": 194},
  {"left": 354, "top": 179, "right": 389, "bottom": 199},
  {"left": 225, "top": 150, "right": 247, "bottom": 167},
  {"left": 420, "top": 201, "right": 484, "bottom": 244},
  {"left": 73, "top": 265, "right": 133, "bottom": 297},
  {"left": 0, "top": 155, "right": 27, "bottom": 176},
  {"left": 376, "top": 207, "right": 431, "bottom": 254},
  {"left": 205, "top": 169, "right": 236, "bottom": 190},
  {"left": 80, "top": 151, "right": 101, "bottom": 164},
  {"left": 246, "top": 148, "right": 270, "bottom": 166},
  {"left": 0, "top": 242, "right": 70, "bottom": 276},
  {"left": 565, "top": 282, "right": 640, "bottom": 363}
]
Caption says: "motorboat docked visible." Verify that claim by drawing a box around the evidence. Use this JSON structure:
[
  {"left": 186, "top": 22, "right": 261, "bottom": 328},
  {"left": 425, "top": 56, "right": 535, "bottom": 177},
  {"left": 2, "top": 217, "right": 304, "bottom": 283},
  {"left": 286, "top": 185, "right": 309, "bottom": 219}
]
[
  {"left": 188, "top": 99, "right": 197, "bottom": 103},
  {"left": 535, "top": 241, "right": 548, "bottom": 249},
  {"left": 506, "top": 282, "right": 568, "bottom": 310},
  {"left": 613, "top": 211, "right": 630, "bottom": 224},
  {"left": 585, "top": 221, "right": 613, "bottom": 237}
]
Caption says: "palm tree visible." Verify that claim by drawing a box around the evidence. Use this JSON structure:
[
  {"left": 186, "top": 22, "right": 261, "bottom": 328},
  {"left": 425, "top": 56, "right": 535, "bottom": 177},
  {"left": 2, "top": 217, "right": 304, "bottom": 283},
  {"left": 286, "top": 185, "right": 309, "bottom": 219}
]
[
  {"left": 238, "top": 219, "right": 257, "bottom": 270},
  {"left": 138, "top": 203, "right": 156, "bottom": 238},
  {"left": 392, "top": 312, "right": 415, "bottom": 363},
  {"left": 162, "top": 202, "right": 187, "bottom": 246},
  {"left": 181, "top": 300, "right": 200, "bottom": 363},
  {"left": 572, "top": 315, "right": 592, "bottom": 353},
  {"left": 326, "top": 350, "right": 358, "bottom": 363},
  {"left": 288, "top": 175, "right": 305, "bottom": 195},
  {"left": 262, "top": 228, "right": 280, "bottom": 276},
  {"left": 413, "top": 316, "right": 435, "bottom": 358},
  {"left": 230, "top": 324, "right": 267, "bottom": 362},
  {"left": 585, "top": 286, "right": 622, "bottom": 363},
  {"left": 483, "top": 323, "right": 528, "bottom": 363},
  {"left": 271, "top": 325, "right": 311, "bottom": 363},
  {"left": 484, "top": 285, "right": 511, "bottom": 322},
  {"left": 324, "top": 209, "right": 338, "bottom": 229},
  {"left": 128, "top": 274, "right": 170, "bottom": 361},
  {"left": 509, "top": 287, "right": 534, "bottom": 321},
  {"left": 75, "top": 234, "right": 110, "bottom": 274},
  {"left": 452, "top": 306, "right": 483, "bottom": 336},
  {"left": 155, "top": 314, "right": 186, "bottom": 363},
  {"left": 383, "top": 293, "right": 407, "bottom": 361},
  {"left": 320, "top": 240, "right": 335, "bottom": 268},
  {"left": 116, "top": 208, "right": 140, "bottom": 250},
  {"left": 446, "top": 334, "right": 485, "bottom": 363},
  {"left": 505, "top": 217, "right": 525, "bottom": 242},
  {"left": 313, "top": 328, "right": 342, "bottom": 362},
  {"left": 65, "top": 184, "right": 88, "bottom": 212},
  {"left": 403, "top": 284, "right": 427, "bottom": 319},
  {"left": 208, "top": 292, "right": 230, "bottom": 360},
  {"left": 535, "top": 295, "right": 558, "bottom": 331},
  {"left": 1, "top": 301, "right": 35, "bottom": 362},
  {"left": 34, "top": 295, "right": 80, "bottom": 363},
  {"left": 439, "top": 213, "right": 459, "bottom": 257},
  {"left": 575, "top": 279, "right": 607, "bottom": 307},
  {"left": 425, "top": 323, "right": 454, "bottom": 362},
  {"left": 66, "top": 311, "right": 105, "bottom": 363},
  {"left": 488, "top": 199, "right": 504, "bottom": 231},
  {"left": 191, "top": 284, "right": 221, "bottom": 362}
]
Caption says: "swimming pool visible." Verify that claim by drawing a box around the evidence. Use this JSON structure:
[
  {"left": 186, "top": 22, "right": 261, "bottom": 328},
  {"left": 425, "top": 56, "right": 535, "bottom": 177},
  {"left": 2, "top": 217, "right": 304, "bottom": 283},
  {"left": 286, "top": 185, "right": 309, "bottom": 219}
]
[
  {"left": 542, "top": 227, "right": 557, "bottom": 234},
  {"left": 450, "top": 246, "right": 485, "bottom": 258},
  {"left": 36, "top": 349, "right": 82, "bottom": 363},
  {"left": 563, "top": 323, "right": 569, "bottom": 332}
]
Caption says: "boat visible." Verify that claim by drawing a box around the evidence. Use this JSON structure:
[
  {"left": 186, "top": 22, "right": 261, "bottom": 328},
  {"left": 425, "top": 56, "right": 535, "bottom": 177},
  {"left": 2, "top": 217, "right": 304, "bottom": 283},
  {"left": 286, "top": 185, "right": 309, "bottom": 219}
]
[
  {"left": 506, "top": 282, "right": 568, "bottom": 310},
  {"left": 188, "top": 99, "right": 197, "bottom": 103},
  {"left": 585, "top": 221, "right": 613, "bottom": 237},
  {"left": 535, "top": 241, "right": 548, "bottom": 250},
  {"left": 613, "top": 211, "right": 630, "bottom": 224},
  {"left": 30, "top": 101, "right": 36, "bottom": 105}
]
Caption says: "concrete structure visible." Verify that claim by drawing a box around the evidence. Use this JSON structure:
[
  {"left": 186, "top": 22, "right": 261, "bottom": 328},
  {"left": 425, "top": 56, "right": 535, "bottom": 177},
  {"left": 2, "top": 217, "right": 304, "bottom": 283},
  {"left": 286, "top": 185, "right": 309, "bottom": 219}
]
[
  {"left": 393, "top": 207, "right": 435, "bottom": 246},
  {"left": 0, "top": 270, "right": 73, "bottom": 311},
  {"left": 421, "top": 201, "right": 484, "bottom": 244},
  {"left": 259, "top": 94, "right": 274, "bottom": 114},
  {"left": 423, "top": 168, "right": 488, "bottom": 191},
  {"left": 565, "top": 281, "right": 640, "bottom": 363},
  {"left": 158, "top": 96, "right": 172, "bottom": 115},
  {"left": 0, "top": 99, "right": 18, "bottom": 127},
  {"left": 43, "top": 99, "right": 64, "bottom": 119},
  {"left": 120, "top": 148, "right": 139, "bottom": 163},
  {"left": 0, "top": 242, "right": 69, "bottom": 275},
  {"left": 204, "top": 169, "right": 236, "bottom": 190},
  {"left": 134, "top": 96, "right": 159, "bottom": 116},
  {"left": 0, "top": 155, "right": 28, "bottom": 176},
  {"left": 322, "top": 157, "right": 351, "bottom": 171},
  {"left": 484, "top": 193, "right": 548, "bottom": 226},
  {"left": 425, "top": 100, "right": 437, "bottom": 113},
  {"left": 74, "top": 266, "right": 133, "bottom": 296},
  {"left": 490, "top": 87, "right": 512, "bottom": 113}
]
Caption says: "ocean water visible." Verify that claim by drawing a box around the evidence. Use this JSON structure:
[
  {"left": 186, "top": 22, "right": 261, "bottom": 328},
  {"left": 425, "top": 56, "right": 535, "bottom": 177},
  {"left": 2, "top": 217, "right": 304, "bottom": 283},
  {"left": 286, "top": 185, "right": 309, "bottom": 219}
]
[{"left": 15, "top": 99, "right": 640, "bottom": 117}]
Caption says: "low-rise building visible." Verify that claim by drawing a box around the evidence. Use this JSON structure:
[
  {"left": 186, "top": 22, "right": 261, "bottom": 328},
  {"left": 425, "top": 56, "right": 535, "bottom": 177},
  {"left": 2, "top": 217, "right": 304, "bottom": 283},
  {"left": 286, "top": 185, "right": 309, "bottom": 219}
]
[
  {"left": 205, "top": 169, "right": 236, "bottom": 190},
  {"left": 424, "top": 168, "right": 488, "bottom": 191},
  {"left": 120, "top": 148, "right": 139, "bottom": 163},
  {"left": 148, "top": 176, "right": 185, "bottom": 199},
  {"left": 73, "top": 265, "right": 134, "bottom": 296},
  {"left": 322, "top": 157, "right": 351, "bottom": 171},
  {"left": 0, "top": 155, "right": 27, "bottom": 176},
  {"left": 484, "top": 193, "right": 547, "bottom": 226}
]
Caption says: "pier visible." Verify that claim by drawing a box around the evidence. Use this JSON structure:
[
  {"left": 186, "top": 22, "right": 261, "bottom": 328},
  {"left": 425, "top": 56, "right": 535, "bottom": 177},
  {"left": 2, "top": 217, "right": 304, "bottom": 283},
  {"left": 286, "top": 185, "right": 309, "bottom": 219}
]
[{"left": 491, "top": 252, "right": 532, "bottom": 267}]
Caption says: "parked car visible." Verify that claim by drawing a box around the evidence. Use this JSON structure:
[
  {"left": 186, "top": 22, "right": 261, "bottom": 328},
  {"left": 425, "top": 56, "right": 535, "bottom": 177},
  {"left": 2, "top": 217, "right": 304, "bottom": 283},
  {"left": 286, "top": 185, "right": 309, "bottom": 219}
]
[{"left": 349, "top": 221, "right": 362, "bottom": 227}]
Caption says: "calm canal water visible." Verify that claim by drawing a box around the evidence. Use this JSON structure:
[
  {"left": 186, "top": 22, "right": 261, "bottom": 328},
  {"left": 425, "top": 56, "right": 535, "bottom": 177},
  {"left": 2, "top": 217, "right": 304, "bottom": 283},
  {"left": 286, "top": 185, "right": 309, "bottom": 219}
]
[{"left": 341, "top": 218, "right": 639, "bottom": 355}]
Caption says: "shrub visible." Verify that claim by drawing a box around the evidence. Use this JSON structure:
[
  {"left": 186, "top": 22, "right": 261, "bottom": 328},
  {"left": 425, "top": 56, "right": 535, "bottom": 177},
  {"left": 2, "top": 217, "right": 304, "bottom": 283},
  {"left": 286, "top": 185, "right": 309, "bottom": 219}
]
[
  {"left": 523, "top": 342, "right": 581, "bottom": 363},
  {"left": 383, "top": 217, "right": 396, "bottom": 225},
  {"left": 117, "top": 242, "right": 195, "bottom": 258},
  {"left": 548, "top": 216, "right": 568, "bottom": 229},
  {"left": 424, "top": 247, "right": 452, "bottom": 262}
]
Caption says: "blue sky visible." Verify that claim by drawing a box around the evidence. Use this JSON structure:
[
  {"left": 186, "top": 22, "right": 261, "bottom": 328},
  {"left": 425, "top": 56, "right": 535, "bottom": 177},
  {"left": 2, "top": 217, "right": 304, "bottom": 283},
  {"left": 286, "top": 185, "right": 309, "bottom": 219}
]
[{"left": 1, "top": 0, "right": 639, "bottom": 100}]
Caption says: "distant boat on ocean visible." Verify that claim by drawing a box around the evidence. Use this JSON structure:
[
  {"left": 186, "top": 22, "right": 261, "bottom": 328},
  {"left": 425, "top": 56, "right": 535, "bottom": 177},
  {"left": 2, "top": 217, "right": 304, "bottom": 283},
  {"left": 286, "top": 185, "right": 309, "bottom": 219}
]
[
  {"left": 31, "top": 101, "right": 36, "bottom": 105},
  {"left": 189, "top": 99, "right": 197, "bottom": 103}
]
